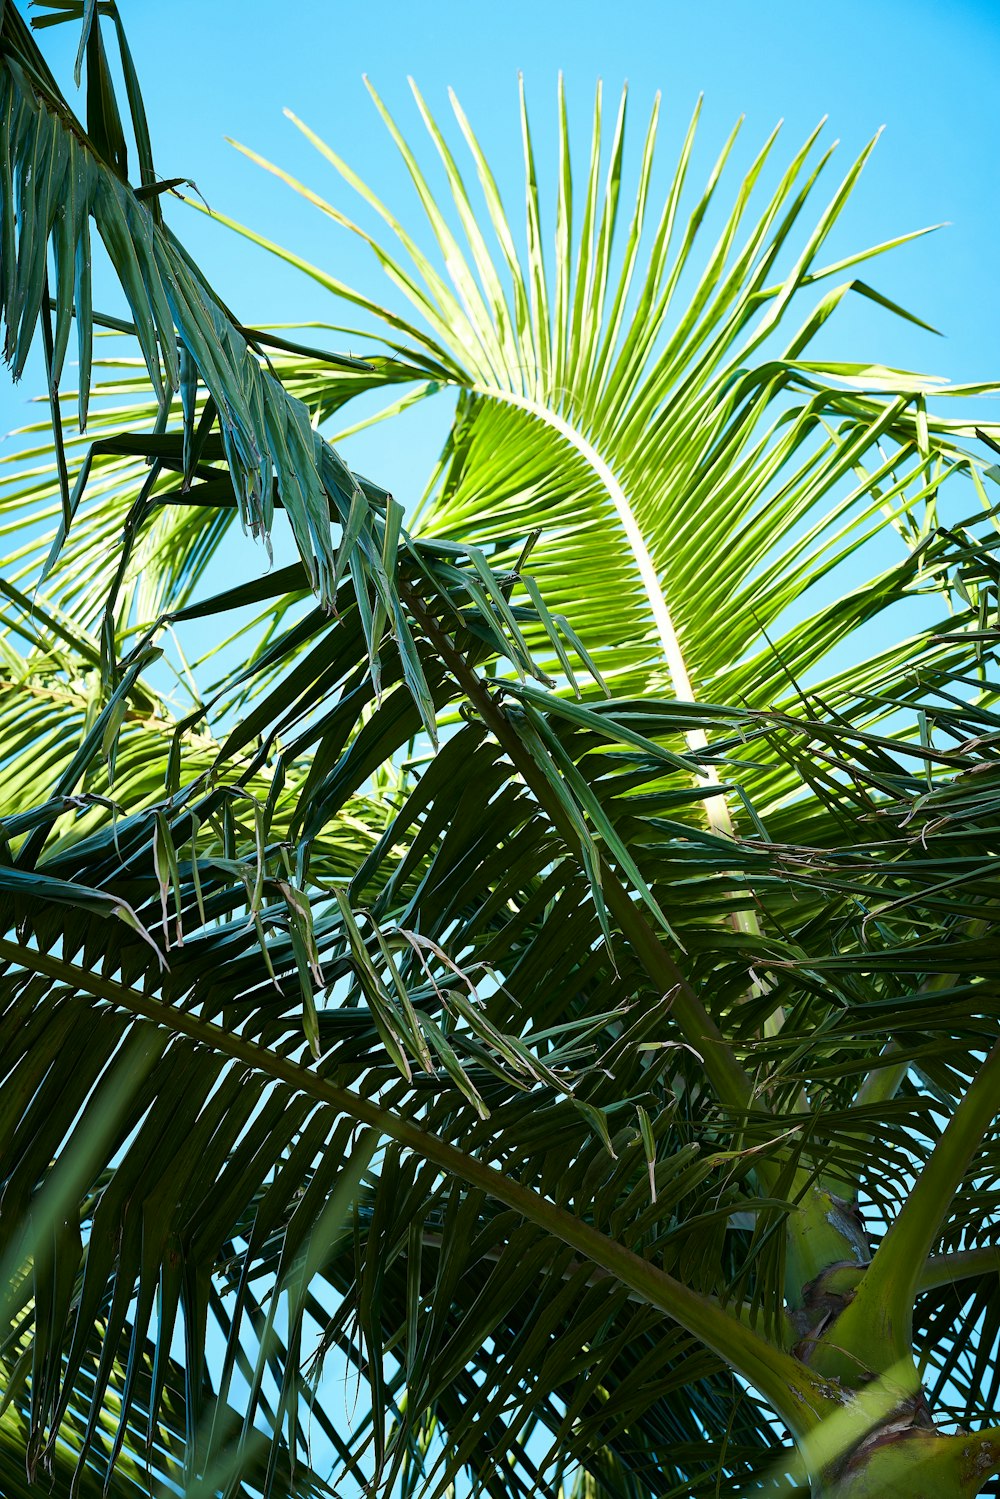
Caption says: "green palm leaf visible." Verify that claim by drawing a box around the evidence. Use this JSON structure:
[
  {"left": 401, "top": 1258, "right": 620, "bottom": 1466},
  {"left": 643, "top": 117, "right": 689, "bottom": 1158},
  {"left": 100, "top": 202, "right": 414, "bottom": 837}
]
[{"left": 0, "top": 1, "right": 449, "bottom": 747}]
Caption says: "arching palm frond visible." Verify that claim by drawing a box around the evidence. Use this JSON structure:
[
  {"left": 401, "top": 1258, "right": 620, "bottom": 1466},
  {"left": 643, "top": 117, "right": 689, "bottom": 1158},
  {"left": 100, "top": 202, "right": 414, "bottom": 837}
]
[{"left": 217, "top": 78, "right": 1000, "bottom": 818}]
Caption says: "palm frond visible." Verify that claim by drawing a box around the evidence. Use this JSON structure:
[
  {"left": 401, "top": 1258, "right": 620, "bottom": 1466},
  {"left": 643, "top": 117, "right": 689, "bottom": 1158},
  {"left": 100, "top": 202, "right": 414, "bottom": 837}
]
[{"left": 215, "top": 79, "right": 1000, "bottom": 818}]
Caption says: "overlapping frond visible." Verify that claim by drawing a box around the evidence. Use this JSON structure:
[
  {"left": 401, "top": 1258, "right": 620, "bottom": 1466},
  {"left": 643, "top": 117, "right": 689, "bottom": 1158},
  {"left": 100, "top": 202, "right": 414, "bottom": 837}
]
[
  {"left": 2, "top": 516, "right": 997, "bottom": 1494},
  {"left": 0, "top": 0, "right": 449, "bottom": 751}
]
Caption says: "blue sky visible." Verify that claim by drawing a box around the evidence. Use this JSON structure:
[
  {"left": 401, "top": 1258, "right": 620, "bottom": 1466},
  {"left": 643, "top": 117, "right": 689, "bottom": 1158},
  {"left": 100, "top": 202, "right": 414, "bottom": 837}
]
[{"left": 4, "top": 0, "right": 1000, "bottom": 518}]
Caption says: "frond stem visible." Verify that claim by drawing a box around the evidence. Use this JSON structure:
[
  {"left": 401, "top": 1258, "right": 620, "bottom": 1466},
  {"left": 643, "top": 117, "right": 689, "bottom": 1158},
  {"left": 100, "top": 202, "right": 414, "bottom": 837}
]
[
  {"left": 470, "top": 384, "right": 769, "bottom": 954},
  {"left": 918, "top": 1247, "right": 1000, "bottom": 1293},
  {"left": 820, "top": 1040, "right": 1000, "bottom": 1375},
  {"left": 471, "top": 387, "right": 703, "bottom": 727}
]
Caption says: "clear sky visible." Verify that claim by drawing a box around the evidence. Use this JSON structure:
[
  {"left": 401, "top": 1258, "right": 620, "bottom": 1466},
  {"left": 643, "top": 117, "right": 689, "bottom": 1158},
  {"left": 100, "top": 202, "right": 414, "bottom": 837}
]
[{"left": 3, "top": 0, "right": 999, "bottom": 519}]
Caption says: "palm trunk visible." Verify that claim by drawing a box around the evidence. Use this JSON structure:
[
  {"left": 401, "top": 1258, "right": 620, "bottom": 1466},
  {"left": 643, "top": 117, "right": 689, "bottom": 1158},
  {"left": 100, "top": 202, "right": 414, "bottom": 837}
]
[{"left": 813, "top": 1425, "right": 1000, "bottom": 1497}]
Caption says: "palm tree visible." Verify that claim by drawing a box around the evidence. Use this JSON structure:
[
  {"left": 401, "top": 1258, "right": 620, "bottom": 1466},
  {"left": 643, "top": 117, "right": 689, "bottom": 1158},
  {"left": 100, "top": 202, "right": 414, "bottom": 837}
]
[{"left": 1, "top": 4, "right": 999, "bottom": 1495}]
